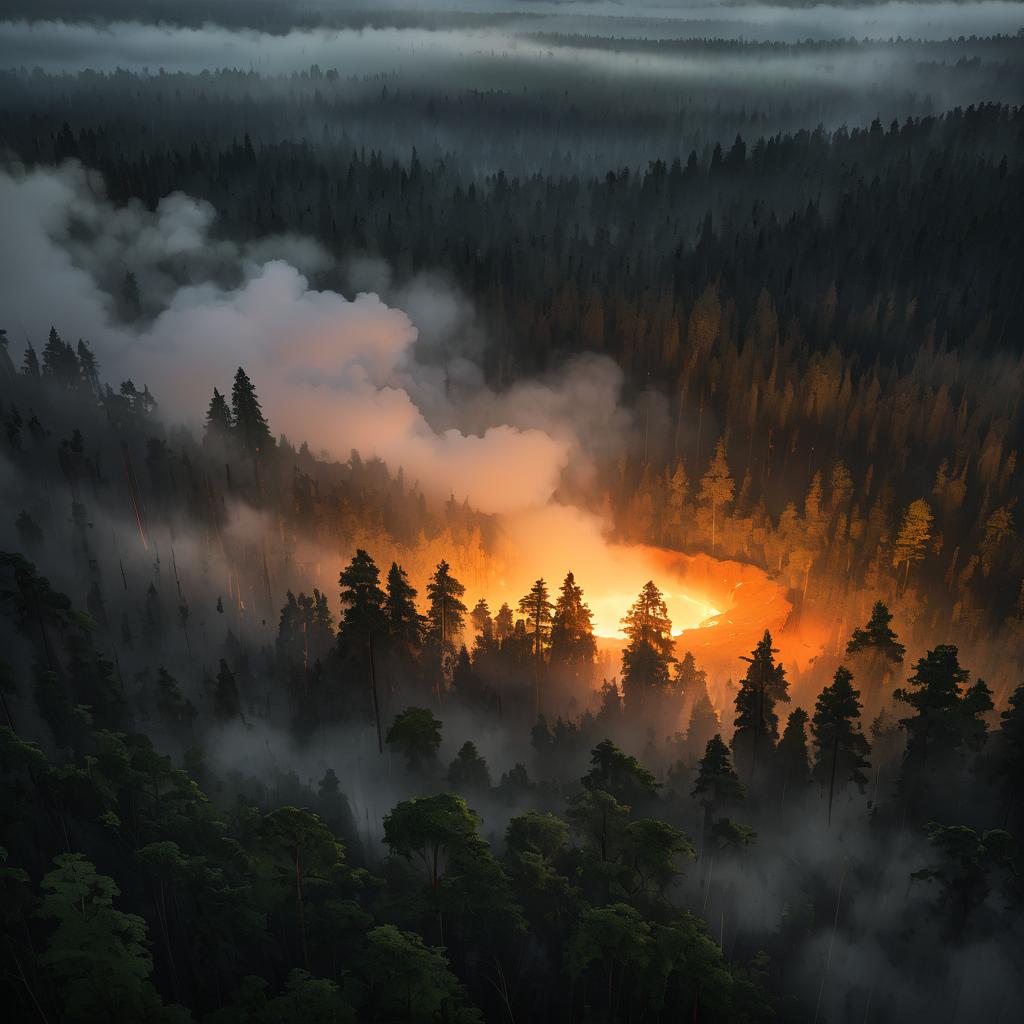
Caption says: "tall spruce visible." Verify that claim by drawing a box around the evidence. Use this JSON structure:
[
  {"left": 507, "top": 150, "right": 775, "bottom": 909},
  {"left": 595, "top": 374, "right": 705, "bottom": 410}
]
[
  {"left": 894, "top": 645, "right": 992, "bottom": 789},
  {"left": 203, "top": 387, "right": 232, "bottom": 447},
  {"left": 518, "top": 578, "right": 554, "bottom": 662},
  {"left": 549, "top": 572, "right": 597, "bottom": 671},
  {"left": 732, "top": 630, "right": 789, "bottom": 784},
  {"left": 776, "top": 708, "right": 811, "bottom": 806},
  {"left": 230, "top": 367, "right": 273, "bottom": 457},
  {"left": 810, "top": 669, "right": 870, "bottom": 825},
  {"left": 384, "top": 562, "right": 423, "bottom": 655},
  {"left": 425, "top": 560, "right": 467, "bottom": 652},
  {"left": 620, "top": 580, "right": 675, "bottom": 711}
]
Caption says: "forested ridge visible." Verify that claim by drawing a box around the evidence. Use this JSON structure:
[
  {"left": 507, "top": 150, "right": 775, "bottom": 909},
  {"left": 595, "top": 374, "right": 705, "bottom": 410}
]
[{"left": 0, "top": 316, "right": 1022, "bottom": 1022}]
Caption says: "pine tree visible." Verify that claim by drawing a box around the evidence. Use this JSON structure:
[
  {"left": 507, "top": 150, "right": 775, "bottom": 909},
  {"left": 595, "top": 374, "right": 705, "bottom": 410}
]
[
  {"left": 22, "top": 343, "right": 40, "bottom": 379},
  {"left": 620, "top": 580, "right": 675, "bottom": 711},
  {"left": 732, "top": 630, "right": 789, "bottom": 784},
  {"left": 338, "top": 549, "right": 387, "bottom": 644},
  {"left": 666, "top": 460, "right": 689, "bottom": 541},
  {"left": 518, "top": 578, "right": 554, "bottom": 661},
  {"left": 811, "top": 668, "right": 870, "bottom": 824},
  {"left": 846, "top": 601, "right": 905, "bottom": 663},
  {"left": 41, "top": 327, "right": 79, "bottom": 387},
  {"left": 698, "top": 437, "right": 734, "bottom": 552},
  {"left": 894, "top": 645, "right": 991, "bottom": 792},
  {"left": 692, "top": 734, "right": 744, "bottom": 815},
  {"left": 76, "top": 341, "right": 101, "bottom": 396},
  {"left": 425, "top": 560, "right": 467, "bottom": 652},
  {"left": 494, "top": 603, "right": 514, "bottom": 643},
  {"left": 203, "top": 387, "right": 232, "bottom": 447},
  {"left": 230, "top": 367, "right": 274, "bottom": 457},
  {"left": 549, "top": 572, "right": 597, "bottom": 671},
  {"left": 776, "top": 708, "right": 810, "bottom": 805},
  {"left": 385, "top": 562, "right": 423, "bottom": 654},
  {"left": 892, "top": 499, "right": 934, "bottom": 590},
  {"left": 671, "top": 650, "right": 706, "bottom": 703}
]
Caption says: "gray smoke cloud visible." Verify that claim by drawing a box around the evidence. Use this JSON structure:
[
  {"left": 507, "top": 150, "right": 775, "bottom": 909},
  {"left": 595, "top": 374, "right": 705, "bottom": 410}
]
[{"left": 0, "top": 161, "right": 631, "bottom": 515}]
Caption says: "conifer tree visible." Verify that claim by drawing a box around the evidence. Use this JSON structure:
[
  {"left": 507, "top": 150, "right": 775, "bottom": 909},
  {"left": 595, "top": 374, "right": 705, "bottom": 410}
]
[
  {"left": 698, "top": 437, "right": 735, "bottom": 552},
  {"left": 582, "top": 738, "right": 660, "bottom": 806},
  {"left": 776, "top": 707, "right": 811, "bottom": 804},
  {"left": 494, "top": 603, "right": 514, "bottom": 644},
  {"left": 732, "top": 630, "right": 789, "bottom": 784},
  {"left": 425, "top": 560, "right": 467, "bottom": 652},
  {"left": 692, "top": 734, "right": 745, "bottom": 818},
  {"left": 76, "top": 340, "right": 100, "bottom": 396},
  {"left": 811, "top": 668, "right": 870, "bottom": 824},
  {"left": 22, "top": 342, "right": 40, "bottom": 379},
  {"left": 518, "top": 578, "right": 554, "bottom": 662},
  {"left": 549, "top": 571, "right": 597, "bottom": 671},
  {"left": 893, "top": 499, "right": 934, "bottom": 590},
  {"left": 385, "top": 562, "right": 423, "bottom": 654},
  {"left": 671, "top": 650, "right": 707, "bottom": 703},
  {"left": 338, "top": 549, "right": 387, "bottom": 644},
  {"left": 41, "top": 327, "right": 79, "bottom": 387},
  {"left": 230, "top": 366, "right": 273, "bottom": 457},
  {"left": 894, "top": 645, "right": 990, "bottom": 788},
  {"left": 203, "top": 387, "right": 232, "bottom": 447},
  {"left": 620, "top": 580, "right": 675, "bottom": 711},
  {"left": 846, "top": 600, "right": 905, "bottom": 662}
]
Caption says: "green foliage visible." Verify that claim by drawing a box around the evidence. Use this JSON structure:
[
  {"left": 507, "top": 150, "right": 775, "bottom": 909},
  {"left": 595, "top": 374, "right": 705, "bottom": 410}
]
[
  {"left": 338, "top": 549, "right": 387, "bottom": 645},
  {"left": 386, "top": 707, "right": 442, "bottom": 772},
  {"left": 506, "top": 810, "right": 569, "bottom": 862},
  {"left": 383, "top": 793, "right": 483, "bottom": 889},
  {"left": 38, "top": 853, "right": 187, "bottom": 1023},
  {"left": 582, "top": 737, "right": 660, "bottom": 807},
  {"left": 355, "top": 925, "right": 482, "bottom": 1023},
  {"left": 567, "top": 787, "right": 631, "bottom": 864},
  {"left": 623, "top": 817, "right": 695, "bottom": 897}
]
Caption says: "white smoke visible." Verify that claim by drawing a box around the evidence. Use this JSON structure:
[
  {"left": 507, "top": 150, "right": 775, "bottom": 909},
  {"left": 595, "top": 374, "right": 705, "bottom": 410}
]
[{"left": 0, "top": 161, "right": 623, "bottom": 515}]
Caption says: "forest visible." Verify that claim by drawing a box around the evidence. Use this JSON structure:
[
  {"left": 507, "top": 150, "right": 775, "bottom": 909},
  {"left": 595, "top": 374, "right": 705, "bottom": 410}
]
[{"left": 1, "top": 3, "right": 1023, "bottom": 1023}]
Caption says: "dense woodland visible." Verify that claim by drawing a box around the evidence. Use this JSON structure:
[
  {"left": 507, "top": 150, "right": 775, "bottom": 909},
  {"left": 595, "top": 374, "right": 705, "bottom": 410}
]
[{"left": 2, "top": 6, "right": 1024, "bottom": 1023}]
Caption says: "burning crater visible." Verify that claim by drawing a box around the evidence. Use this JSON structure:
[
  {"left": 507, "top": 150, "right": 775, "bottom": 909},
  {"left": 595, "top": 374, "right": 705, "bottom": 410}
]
[
  {"left": 492, "top": 506, "right": 801, "bottom": 677},
  {"left": 586, "top": 545, "right": 795, "bottom": 672}
]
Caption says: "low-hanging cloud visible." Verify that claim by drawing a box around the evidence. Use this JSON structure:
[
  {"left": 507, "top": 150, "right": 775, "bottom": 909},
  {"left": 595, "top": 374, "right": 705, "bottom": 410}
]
[{"left": 0, "top": 161, "right": 617, "bottom": 515}]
